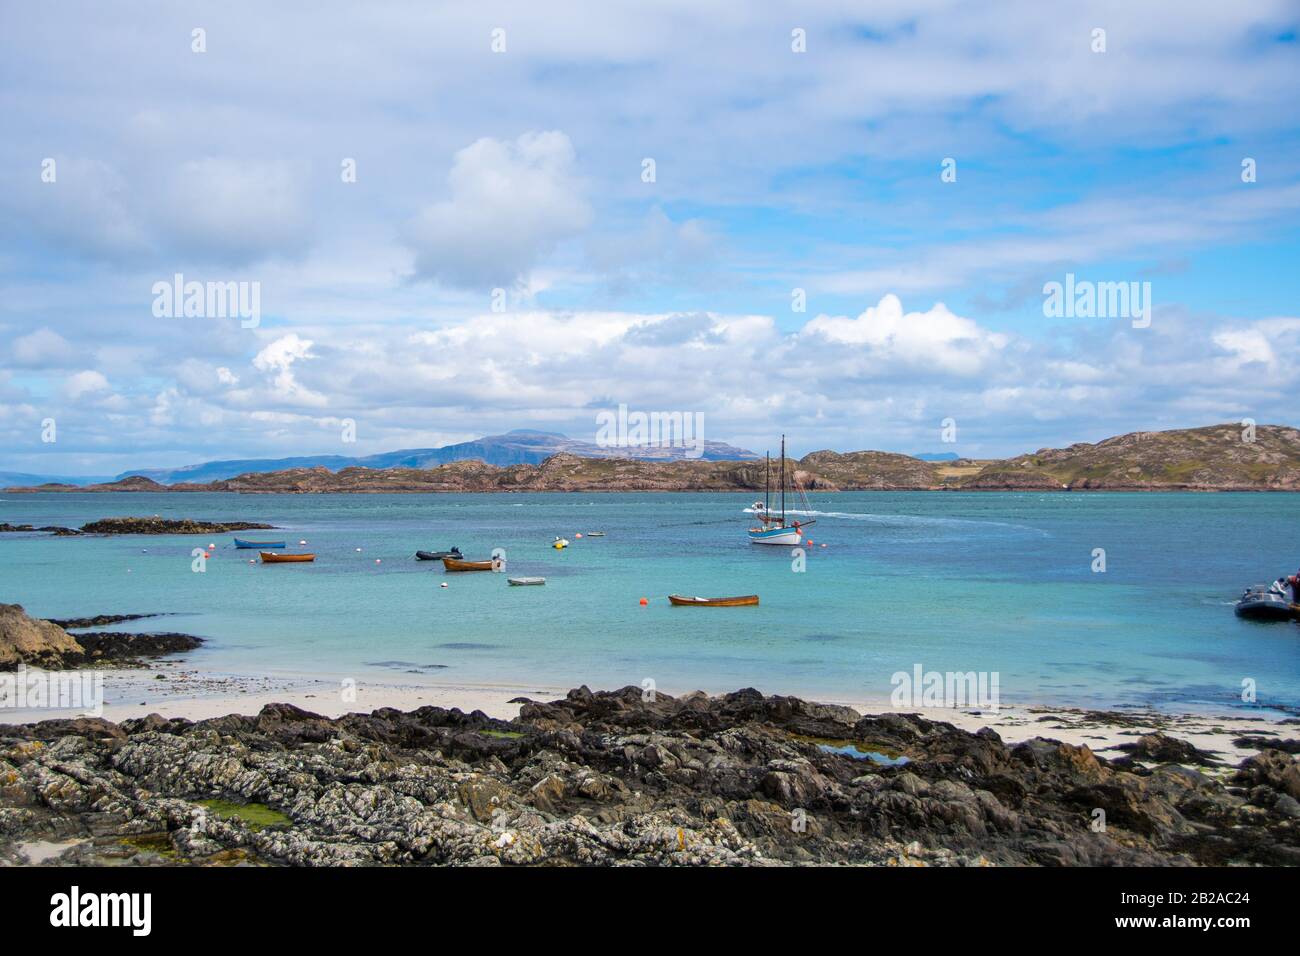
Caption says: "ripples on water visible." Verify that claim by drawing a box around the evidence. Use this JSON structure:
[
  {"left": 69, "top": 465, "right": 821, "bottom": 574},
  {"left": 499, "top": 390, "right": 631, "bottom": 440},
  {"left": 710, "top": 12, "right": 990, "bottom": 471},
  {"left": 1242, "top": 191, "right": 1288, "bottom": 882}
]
[{"left": 1, "top": 490, "right": 1297, "bottom": 714}]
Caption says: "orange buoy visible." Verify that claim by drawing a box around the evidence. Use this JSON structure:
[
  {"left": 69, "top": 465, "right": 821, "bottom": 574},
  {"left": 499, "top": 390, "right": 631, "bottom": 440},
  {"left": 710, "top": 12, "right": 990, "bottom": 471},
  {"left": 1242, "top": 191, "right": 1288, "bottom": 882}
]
[{"left": 639, "top": 597, "right": 648, "bottom": 606}]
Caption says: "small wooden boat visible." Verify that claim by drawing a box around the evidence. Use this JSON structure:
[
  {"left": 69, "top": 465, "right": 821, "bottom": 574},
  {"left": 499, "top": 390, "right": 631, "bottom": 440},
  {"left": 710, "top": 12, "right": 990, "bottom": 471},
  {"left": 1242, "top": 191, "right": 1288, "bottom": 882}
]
[
  {"left": 508, "top": 577, "right": 546, "bottom": 586},
  {"left": 443, "top": 557, "right": 494, "bottom": 571},
  {"left": 416, "top": 549, "right": 463, "bottom": 561},
  {"left": 668, "top": 594, "right": 759, "bottom": 607},
  {"left": 261, "top": 551, "right": 315, "bottom": 563},
  {"left": 235, "top": 538, "right": 286, "bottom": 549}
]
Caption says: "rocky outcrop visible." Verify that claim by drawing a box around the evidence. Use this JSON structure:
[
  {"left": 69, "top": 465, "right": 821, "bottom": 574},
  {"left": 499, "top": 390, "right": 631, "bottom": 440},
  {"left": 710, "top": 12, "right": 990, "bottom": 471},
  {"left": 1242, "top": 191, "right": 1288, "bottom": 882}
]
[
  {"left": 963, "top": 423, "right": 1300, "bottom": 491},
  {"left": 77, "top": 517, "right": 275, "bottom": 534},
  {"left": 0, "top": 523, "right": 81, "bottom": 536},
  {"left": 0, "top": 606, "right": 204, "bottom": 671},
  {"left": 0, "top": 605, "right": 84, "bottom": 670},
  {"left": 73, "top": 632, "right": 203, "bottom": 662},
  {"left": 798, "top": 450, "right": 941, "bottom": 490},
  {"left": 2, "top": 685, "right": 1297, "bottom": 866}
]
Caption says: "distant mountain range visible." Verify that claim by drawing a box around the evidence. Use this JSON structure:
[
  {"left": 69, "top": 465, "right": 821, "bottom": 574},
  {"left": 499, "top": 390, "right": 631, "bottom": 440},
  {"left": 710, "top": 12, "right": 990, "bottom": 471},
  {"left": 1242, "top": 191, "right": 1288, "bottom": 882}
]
[
  {"left": 7, "top": 424, "right": 1300, "bottom": 494},
  {"left": 0, "top": 471, "right": 115, "bottom": 488},
  {"left": 107, "top": 429, "right": 759, "bottom": 486}
]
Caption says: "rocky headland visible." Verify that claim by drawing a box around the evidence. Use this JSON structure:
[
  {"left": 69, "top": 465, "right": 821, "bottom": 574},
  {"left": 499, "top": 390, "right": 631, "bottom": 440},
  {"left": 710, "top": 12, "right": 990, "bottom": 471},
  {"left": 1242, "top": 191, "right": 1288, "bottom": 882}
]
[
  {"left": 1, "top": 685, "right": 1297, "bottom": 867},
  {"left": 0, "top": 605, "right": 203, "bottom": 671},
  {"left": 6, "top": 424, "right": 1298, "bottom": 494}
]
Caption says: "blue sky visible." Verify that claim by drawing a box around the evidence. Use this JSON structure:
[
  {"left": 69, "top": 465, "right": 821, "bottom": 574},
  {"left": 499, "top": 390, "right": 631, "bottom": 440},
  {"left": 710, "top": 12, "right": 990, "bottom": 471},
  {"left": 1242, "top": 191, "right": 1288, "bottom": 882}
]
[{"left": 2, "top": 1, "right": 1299, "bottom": 474}]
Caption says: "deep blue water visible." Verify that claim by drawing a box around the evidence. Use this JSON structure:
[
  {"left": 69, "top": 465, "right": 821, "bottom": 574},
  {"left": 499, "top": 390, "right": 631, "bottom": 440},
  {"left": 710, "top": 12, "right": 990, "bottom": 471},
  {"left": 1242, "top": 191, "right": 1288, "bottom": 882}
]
[{"left": 1, "top": 491, "right": 1297, "bottom": 713}]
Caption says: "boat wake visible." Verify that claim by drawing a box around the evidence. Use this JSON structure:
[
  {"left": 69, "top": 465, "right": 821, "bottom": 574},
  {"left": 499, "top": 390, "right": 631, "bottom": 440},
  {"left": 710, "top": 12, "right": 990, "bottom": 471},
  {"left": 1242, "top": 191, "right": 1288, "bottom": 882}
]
[{"left": 741, "top": 506, "right": 1045, "bottom": 534}]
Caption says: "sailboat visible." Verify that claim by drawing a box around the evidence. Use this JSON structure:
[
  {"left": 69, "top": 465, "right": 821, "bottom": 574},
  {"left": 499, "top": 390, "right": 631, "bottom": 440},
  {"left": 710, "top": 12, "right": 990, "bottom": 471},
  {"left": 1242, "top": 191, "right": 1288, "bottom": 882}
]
[{"left": 748, "top": 436, "right": 815, "bottom": 546}]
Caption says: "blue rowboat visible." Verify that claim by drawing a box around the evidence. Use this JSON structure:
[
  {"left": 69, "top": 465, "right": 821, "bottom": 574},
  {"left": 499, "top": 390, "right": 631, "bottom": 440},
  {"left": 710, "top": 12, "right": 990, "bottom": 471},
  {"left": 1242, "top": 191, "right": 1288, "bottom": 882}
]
[{"left": 235, "top": 538, "right": 286, "bottom": 549}]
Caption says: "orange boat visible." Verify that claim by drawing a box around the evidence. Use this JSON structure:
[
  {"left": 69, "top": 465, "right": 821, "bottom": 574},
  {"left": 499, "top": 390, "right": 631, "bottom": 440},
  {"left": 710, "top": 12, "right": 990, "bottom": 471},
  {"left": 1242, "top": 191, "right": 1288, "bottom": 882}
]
[
  {"left": 261, "top": 551, "right": 315, "bottom": 563},
  {"left": 443, "top": 557, "right": 494, "bottom": 572},
  {"left": 668, "top": 594, "right": 759, "bottom": 607}
]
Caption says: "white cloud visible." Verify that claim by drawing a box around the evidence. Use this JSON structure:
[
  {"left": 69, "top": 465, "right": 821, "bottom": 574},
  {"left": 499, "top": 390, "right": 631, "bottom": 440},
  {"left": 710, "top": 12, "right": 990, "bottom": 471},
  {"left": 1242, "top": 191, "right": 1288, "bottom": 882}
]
[
  {"left": 252, "top": 333, "right": 325, "bottom": 406},
  {"left": 10, "top": 328, "right": 76, "bottom": 368},
  {"left": 7, "top": 292, "right": 1300, "bottom": 467},
  {"left": 404, "top": 131, "right": 591, "bottom": 288},
  {"left": 801, "top": 295, "right": 1010, "bottom": 376},
  {"left": 253, "top": 333, "right": 314, "bottom": 373},
  {"left": 64, "top": 369, "right": 110, "bottom": 399}
]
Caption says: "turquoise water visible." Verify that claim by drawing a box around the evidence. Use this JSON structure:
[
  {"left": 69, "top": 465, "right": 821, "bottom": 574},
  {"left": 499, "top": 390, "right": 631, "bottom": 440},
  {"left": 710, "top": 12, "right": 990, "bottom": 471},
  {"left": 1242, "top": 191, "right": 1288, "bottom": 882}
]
[{"left": 2, "top": 491, "right": 1298, "bottom": 714}]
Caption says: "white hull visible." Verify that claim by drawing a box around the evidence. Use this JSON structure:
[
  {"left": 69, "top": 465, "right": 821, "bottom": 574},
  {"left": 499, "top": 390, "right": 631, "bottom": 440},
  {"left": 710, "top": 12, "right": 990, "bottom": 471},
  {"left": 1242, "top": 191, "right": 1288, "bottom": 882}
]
[{"left": 748, "top": 527, "right": 801, "bottom": 546}]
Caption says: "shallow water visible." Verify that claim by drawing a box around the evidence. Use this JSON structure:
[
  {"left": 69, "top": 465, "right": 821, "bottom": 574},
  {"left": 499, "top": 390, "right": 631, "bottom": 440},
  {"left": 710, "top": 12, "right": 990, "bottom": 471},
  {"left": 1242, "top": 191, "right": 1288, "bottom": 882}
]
[{"left": 1, "top": 491, "right": 1297, "bottom": 714}]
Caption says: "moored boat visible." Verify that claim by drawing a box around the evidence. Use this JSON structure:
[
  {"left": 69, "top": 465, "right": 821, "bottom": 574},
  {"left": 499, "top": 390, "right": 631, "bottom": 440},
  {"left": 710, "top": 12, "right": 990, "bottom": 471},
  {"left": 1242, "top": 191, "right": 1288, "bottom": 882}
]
[
  {"left": 1235, "top": 577, "right": 1300, "bottom": 620},
  {"left": 586, "top": 531, "right": 606, "bottom": 537},
  {"left": 416, "top": 548, "right": 463, "bottom": 561},
  {"left": 443, "top": 557, "right": 494, "bottom": 571},
  {"left": 669, "top": 594, "right": 759, "bottom": 607},
  {"left": 749, "top": 436, "right": 814, "bottom": 546},
  {"left": 748, "top": 525, "right": 802, "bottom": 546},
  {"left": 261, "top": 551, "right": 315, "bottom": 563},
  {"left": 508, "top": 577, "right": 546, "bottom": 586},
  {"left": 235, "top": 538, "right": 286, "bottom": 549}
]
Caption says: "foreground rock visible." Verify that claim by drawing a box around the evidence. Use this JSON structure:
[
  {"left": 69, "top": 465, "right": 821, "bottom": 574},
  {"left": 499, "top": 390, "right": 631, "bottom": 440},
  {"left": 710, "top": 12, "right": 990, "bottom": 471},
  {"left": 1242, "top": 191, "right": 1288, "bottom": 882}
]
[
  {"left": 1, "top": 686, "right": 1297, "bottom": 867},
  {"left": 0, "top": 605, "right": 203, "bottom": 671},
  {"left": 0, "top": 605, "right": 84, "bottom": 670}
]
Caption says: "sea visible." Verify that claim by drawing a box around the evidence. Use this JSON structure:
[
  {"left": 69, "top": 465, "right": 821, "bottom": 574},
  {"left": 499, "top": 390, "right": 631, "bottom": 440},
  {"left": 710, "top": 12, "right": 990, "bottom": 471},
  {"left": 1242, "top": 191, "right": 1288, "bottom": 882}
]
[{"left": 2, "top": 491, "right": 1298, "bottom": 715}]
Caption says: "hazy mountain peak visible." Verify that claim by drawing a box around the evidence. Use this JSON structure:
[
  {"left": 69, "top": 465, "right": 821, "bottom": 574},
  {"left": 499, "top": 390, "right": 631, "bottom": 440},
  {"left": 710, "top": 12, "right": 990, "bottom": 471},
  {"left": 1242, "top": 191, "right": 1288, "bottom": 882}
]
[{"left": 109, "top": 429, "right": 759, "bottom": 485}]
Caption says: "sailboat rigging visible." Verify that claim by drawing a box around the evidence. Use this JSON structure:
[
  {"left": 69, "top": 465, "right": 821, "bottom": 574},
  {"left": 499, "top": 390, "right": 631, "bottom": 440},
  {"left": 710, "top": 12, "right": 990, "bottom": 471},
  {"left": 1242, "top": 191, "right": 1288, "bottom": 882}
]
[{"left": 748, "top": 435, "right": 816, "bottom": 545}]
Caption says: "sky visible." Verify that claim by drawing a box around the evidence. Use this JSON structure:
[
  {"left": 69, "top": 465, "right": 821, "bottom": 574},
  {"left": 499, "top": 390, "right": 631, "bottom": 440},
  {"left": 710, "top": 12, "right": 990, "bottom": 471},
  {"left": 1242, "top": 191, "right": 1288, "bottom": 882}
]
[{"left": 1, "top": 0, "right": 1299, "bottom": 475}]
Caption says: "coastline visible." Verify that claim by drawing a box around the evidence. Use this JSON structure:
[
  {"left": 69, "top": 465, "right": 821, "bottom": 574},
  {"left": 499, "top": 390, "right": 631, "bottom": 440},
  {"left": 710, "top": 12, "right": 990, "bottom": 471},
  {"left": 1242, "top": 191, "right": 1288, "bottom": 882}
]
[
  {"left": 4, "top": 662, "right": 1291, "bottom": 771},
  {"left": 5, "top": 676, "right": 1298, "bottom": 868},
  {"left": 7, "top": 423, "right": 1300, "bottom": 494}
]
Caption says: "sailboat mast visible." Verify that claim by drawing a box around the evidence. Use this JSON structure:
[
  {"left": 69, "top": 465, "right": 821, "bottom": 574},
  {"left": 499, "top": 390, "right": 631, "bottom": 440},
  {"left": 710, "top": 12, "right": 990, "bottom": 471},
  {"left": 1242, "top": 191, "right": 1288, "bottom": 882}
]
[
  {"left": 764, "top": 453, "right": 770, "bottom": 512},
  {"left": 780, "top": 435, "right": 786, "bottom": 520}
]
